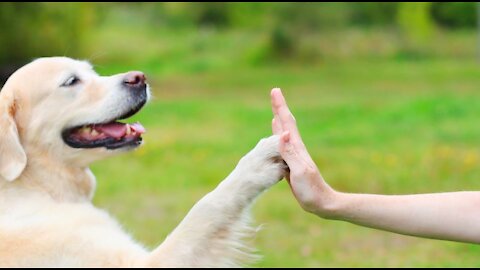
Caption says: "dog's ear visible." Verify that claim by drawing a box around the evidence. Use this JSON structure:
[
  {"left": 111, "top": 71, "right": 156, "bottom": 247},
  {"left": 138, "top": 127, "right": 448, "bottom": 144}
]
[{"left": 0, "top": 92, "right": 26, "bottom": 182}]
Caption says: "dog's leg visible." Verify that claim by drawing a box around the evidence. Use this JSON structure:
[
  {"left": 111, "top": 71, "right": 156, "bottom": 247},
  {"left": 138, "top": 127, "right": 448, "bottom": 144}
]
[{"left": 143, "top": 135, "right": 286, "bottom": 267}]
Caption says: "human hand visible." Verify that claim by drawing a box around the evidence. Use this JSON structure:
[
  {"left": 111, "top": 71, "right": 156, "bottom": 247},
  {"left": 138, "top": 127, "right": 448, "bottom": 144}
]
[{"left": 271, "top": 88, "right": 338, "bottom": 216}]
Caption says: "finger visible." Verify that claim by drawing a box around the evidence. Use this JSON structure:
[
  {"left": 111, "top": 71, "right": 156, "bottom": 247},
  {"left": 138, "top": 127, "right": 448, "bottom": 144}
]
[
  {"left": 271, "top": 88, "right": 281, "bottom": 117},
  {"left": 271, "top": 88, "right": 302, "bottom": 143},
  {"left": 279, "top": 131, "right": 302, "bottom": 168},
  {"left": 272, "top": 89, "right": 314, "bottom": 164},
  {"left": 271, "top": 88, "right": 283, "bottom": 133},
  {"left": 280, "top": 131, "right": 317, "bottom": 172},
  {"left": 272, "top": 118, "right": 283, "bottom": 135},
  {"left": 281, "top": 130, "right": 291, "bottom": 143}
]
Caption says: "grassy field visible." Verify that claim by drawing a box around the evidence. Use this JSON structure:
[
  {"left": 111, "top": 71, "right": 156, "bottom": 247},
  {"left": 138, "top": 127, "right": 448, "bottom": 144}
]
[{"left": 91, "top": 59, "right": 480, "bottom": 267}]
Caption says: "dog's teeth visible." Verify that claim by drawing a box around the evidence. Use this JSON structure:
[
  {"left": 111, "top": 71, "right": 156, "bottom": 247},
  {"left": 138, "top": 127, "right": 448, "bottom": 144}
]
[
  {"left": 126, "top": 124, "right": 131, "bottom": 135},
  {"left": 91, "top": 129, "right": 99, "bottom": 136},
  {"left": 81, "top": 126, "right": 91, "bottom": 133}
]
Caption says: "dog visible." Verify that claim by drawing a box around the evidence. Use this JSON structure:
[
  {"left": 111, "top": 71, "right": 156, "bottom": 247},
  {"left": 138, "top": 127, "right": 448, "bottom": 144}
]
[{"left": 0, "top": 57, "right": 286, "bottom": 267}]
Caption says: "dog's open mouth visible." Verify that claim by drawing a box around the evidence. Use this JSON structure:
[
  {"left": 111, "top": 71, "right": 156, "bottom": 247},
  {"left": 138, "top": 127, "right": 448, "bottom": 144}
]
[
  {"left": 62, "top": 102, "right": 147, "bottom": 150},
  {"left": 63, "top": 121, "right": 146, "bottom": 150}
]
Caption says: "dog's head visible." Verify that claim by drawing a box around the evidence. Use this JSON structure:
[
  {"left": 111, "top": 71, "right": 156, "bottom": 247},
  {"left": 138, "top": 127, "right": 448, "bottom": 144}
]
[{"left": 0, "top": 57, "right": 149, "bottom": 182}]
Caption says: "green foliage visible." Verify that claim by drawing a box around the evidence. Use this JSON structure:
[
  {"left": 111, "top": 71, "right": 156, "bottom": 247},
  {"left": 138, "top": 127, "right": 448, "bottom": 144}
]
[
  {"left": 432, "top": 2, "right": 477, "bottom": 29},
  {"left": 193, "top": 2, "right": 231, "bottom": 28},
  {"left": 276, "top": 3, "right": 351, "bottom": 30},
  {"left": 268, "top": 25, "right": 295, "bottom": 60},
  {"left": 0, "top": 2, "right": 478, "bottom": 70},
  {"left": 350, "top": 2, "right": 399, "bottom": 26},
  {"left": 0, "top": 3, "right": 95, "bottom": 64}
]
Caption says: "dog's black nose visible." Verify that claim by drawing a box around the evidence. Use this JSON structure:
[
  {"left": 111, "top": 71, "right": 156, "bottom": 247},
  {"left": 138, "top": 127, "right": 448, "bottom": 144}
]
[{"left": 123, "top": 71, "right": 146, "bottom": 89}]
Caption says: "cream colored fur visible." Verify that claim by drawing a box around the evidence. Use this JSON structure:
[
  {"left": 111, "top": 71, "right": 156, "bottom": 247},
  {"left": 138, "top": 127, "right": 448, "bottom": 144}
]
[{"left": 0, "top": 57, "right": 285, "bottom": 267}]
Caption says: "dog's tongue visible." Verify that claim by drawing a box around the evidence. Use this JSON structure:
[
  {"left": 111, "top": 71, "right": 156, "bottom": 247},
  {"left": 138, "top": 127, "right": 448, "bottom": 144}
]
[
  {"left": 94, "top": 122, "right": 126, "bottom": 138},
  {"left": 94, "top": 122, "right": 145, "bottom": 139}
]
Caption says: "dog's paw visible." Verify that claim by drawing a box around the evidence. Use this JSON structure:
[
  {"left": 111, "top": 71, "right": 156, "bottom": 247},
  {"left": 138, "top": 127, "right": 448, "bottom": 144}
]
[{"left": 238, "top": 135, "right": 288, "bottom": 189}]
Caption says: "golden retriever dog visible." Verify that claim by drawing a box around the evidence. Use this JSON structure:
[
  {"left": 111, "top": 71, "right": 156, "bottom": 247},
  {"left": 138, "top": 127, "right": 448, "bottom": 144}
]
[{"left": 0, "top": 57, "right": 286, "bottom": 267}]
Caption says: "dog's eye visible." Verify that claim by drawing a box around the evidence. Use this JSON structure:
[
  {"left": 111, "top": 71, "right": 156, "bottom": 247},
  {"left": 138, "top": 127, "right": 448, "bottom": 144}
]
[{"left": 62, "top": 76, "right": 80, "bottom": 87}]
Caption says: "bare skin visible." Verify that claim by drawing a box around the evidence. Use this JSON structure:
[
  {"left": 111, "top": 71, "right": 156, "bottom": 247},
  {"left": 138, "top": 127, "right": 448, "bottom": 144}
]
[{"left": 271, "top": 88, "right": 480, "bottom": 244}]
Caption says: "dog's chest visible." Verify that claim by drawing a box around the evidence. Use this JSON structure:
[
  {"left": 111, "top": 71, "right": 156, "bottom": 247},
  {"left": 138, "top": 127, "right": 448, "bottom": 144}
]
[{"left": 0, "top": 201, "right": 146, "bottom": 267}]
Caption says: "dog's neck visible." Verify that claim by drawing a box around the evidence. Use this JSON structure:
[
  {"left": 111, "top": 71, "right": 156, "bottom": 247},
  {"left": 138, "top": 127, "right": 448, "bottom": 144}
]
[{"left": 12, "top": 153, "right": 96, "bottom": 203}]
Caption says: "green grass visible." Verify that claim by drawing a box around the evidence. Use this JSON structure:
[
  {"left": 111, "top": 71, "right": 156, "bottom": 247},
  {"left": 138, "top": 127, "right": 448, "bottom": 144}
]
[{"left": 92, "top": 59, "right": 480, "bottom": 267}]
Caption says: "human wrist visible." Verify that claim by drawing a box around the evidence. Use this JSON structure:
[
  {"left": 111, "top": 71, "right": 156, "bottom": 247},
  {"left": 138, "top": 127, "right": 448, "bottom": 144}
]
[{"left": 310, "top": 187, "right": 345, "bottom": 220}]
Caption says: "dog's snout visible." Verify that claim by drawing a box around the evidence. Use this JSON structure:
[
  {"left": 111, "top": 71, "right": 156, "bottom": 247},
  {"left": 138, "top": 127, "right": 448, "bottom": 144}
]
[{"left": 123, "top": 71, "right": 146, "bottom": 89}]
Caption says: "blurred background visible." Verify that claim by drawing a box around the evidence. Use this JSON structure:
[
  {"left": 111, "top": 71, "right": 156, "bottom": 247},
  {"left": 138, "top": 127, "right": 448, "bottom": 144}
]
[{"left": 1, "top": 2, "right": 480, "bottom": 267}]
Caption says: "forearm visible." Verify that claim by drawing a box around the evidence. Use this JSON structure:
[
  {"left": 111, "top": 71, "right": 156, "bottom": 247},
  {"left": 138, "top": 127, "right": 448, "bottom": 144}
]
[
  {"left": 147, "top": 170, "right": 258, "bottom": 267},
  {"left": 323, "top": 191, "right": 480, "bottom": 243}
]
